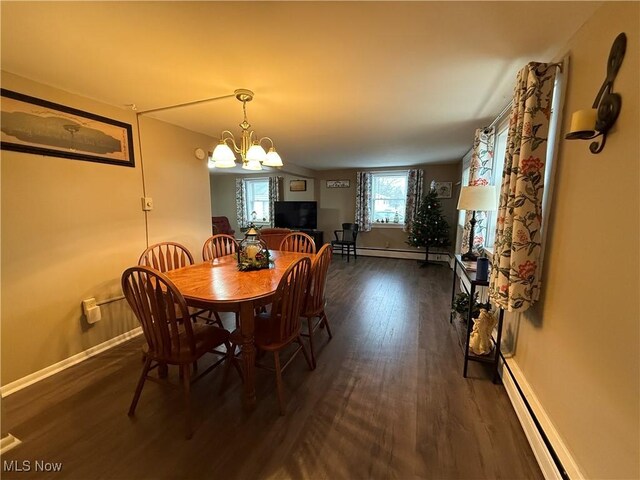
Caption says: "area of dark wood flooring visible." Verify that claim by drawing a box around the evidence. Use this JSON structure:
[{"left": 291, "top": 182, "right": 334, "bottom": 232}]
[{"left": 1, "top": 256, "right": 542, "bottom": 479}]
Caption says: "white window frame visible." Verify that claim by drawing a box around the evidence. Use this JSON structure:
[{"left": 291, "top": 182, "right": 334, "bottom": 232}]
[
  {"left": 243, "top": 177, "right": 270, "bottom": 226},
  {"left": 369, "top": 171, "right": 409, "bottom": 228}
]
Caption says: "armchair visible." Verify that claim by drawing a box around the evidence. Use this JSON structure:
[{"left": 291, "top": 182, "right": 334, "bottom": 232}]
[{"left": 212, "top": 216, "right": 235, "bottom": 236}]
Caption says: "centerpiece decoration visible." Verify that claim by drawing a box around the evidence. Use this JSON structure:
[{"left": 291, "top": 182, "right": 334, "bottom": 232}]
[{"left": 237, "top": 225, "right": 271, "bottom": 271}]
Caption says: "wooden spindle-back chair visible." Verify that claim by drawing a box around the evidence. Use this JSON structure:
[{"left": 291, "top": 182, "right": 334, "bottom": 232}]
[
  {"left": 279, "top": 232, "right": 316, "bottom": 254},
  {"left": 122, "top": 266, "right": 232, "bottom": 439},
  {"left": 225, "top": 256, "right": 313, "bottom": 415},
  {"left": 202, "top": 234, "right": 238, "bottom": 261},
  {"left": 301, "top": 244, "right": 333, "bottom": 368},
  {"left": 138, "top": 242, "right": 194, "bottom": 272}
]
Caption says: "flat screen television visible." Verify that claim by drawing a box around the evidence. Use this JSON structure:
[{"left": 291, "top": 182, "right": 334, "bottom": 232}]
[{"left": 274, "top": 201, "right": 317, "bottom": 230}]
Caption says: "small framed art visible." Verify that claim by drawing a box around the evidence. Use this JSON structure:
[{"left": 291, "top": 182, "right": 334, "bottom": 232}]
[
  {"left": 326, "top": 180, "right": 350, "bottom": 188},
  {"left": 432, "top": 181, "right": 452, "bottom": 198},
  {"left": 289, "top": 179, "right": 307, "bottom": 192}
]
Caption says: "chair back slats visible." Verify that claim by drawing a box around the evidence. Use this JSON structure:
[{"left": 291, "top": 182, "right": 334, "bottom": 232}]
[
  {"left": 269, "top": 257, "right": 312, "bottom": 343},
  {"left": 341, "top": 223, "right": 359, "bottom": 242},
  {"left": 138, "top": 242, "right": 194, "bottom": 272},
  {"left": 202, "top": 234, "right": 238, "bottom": 261},
  {"left": 279, "top": 232, "right": 316, "bottom": 254},
  {"left": 122, "top": 266, "right": 196, "bottom": 362},
  {"left": 304, "top": 244, "right": 332, "bottom": 315}
]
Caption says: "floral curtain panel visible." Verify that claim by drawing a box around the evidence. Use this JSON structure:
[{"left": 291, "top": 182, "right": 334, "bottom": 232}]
[
  {"left": 355, "top": 171, "right": 372, "bottom": 232},
  {"left": 268, "top": 176, "right": 282, "bottom": 227},
  {"left": 235, "top": 178, "right": 246, "bottom": 228},
  {"left": 403, "top": 169, "right": 424, "bottom": 232},
  {"left": 489, "top": 62, "right": 557, "bottom": 312},
  {"left": 461, "top": 127, "right": 496, "bottom": 254}
]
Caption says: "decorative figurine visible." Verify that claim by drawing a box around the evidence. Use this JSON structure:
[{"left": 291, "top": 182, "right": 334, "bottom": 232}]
[{"left": 469, "top": 308, "right": 497, "bottom": 355}]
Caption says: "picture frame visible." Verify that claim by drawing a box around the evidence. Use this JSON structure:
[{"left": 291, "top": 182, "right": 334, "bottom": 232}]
[
  {"left": 432, "top": 181, "right": 452, "bottom": 198},
  {"left": 0, "top": 89, "right": 135, "bottom": 167},
  {"left": 289, "top": 179, "right": 307, "bottom": 192},
  {"left": 326, "top": 179, "right": 350, "bottom": 188}
]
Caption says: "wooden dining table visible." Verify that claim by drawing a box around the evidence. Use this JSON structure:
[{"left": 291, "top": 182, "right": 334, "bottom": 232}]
[{"left": 164, "top": 249, "right": 314, "bottom": 410}]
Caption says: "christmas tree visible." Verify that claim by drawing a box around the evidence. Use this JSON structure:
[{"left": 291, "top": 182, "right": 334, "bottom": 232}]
[{"left": 407, "top": 189, "right": 451, "bottom": 266}]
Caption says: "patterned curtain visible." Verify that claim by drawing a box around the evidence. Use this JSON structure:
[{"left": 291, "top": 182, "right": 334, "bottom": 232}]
[
  {"left": 489, "top": 62, "right": 557, "bottom": 312},
  {"left": 461, "top": 127, "right": 496, "bottom": 254},
  {"left": 403, "top": 169, "right": 424, "bottom": 232},
  {"left": 355, "top": 171, "right": 372, "bottom": 232},
  {"left": 268, "top": 176, "right": 282, "bottom": 227},
  {"left": 235, "top": 178, "right": 246, "bottom": 229}
]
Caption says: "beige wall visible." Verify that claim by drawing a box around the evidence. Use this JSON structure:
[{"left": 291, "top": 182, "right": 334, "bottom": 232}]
[
  {"left": 317, "top": 164, "right": 461, "bottom": 249},
  {"left": 211, "top": 164, "right": 460, "bottom": 250},
  {"left": 1, "top": 72, "right": 214, "bottom": 385},
  {"left": 510, "top": 3, "right": 639, "bottom": 478}
]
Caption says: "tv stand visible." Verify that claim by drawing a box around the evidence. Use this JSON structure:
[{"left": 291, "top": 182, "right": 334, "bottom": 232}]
[{"left": 298, "top": 229, "right": 324, "bottom": 246}]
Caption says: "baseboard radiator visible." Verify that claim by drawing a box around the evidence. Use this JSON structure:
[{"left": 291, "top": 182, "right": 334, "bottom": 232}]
[
  {"left": 500, "top": 354, "right": 584, "bottom": 479},
  {"left": 349, "top": 247, "right": 450, "bottom": 262}
]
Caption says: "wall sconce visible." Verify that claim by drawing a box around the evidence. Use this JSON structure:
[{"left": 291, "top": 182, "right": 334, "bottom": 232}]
[{"left": 565, "top": 32, "right": 626, "bottom": 154}]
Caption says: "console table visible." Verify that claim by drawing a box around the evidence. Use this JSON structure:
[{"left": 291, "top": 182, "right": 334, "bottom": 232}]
[{"left": 450, "top": 254, "right": 504, "bottom": 383}]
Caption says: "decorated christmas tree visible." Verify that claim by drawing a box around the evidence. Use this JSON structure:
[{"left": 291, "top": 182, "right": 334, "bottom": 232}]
[{"left": 407, "top": 189, "right": 451, "bottom": 266}]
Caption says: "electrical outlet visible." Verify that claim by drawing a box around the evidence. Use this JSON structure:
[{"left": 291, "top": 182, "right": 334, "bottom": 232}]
[
  {"left": 82, "top": 298, "right": 97, "bottom": 315},
  {"left": 141, "top": 197, "right": 153, "bottom": 211}
]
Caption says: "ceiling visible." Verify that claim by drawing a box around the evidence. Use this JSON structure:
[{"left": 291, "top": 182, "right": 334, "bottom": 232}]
[{"left": 1, "top": 2, "right": 601, "bottom": 171}]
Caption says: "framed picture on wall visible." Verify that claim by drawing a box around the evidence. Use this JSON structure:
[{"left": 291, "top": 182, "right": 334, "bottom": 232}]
[
  {"left": 326, "top": 179, "right": 350, "bottom": 188},
  {"left": 432, "top": 181, "right": 452, "bottom": 198},
  {"left": 0, "top": 88, "right": 135, "bottom": 167},
  {"left": 290, "top": 179, "right": 307, "bottom": 192}
]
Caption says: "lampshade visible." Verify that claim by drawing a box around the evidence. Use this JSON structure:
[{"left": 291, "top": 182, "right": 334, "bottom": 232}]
[
  {"left": 457, "top": 185, "right": 498, "bottom": 211},
  {"left": 211, "top": 143, "right": 236, "bottom": 168},
  {"left": 246, "top": 144, "right": 267, "bottom": 162},
  {"left": 263, "top": 148, "right": 283, "bottom": 167},
  {"left": 242, "top": 158, "right": 263, "bottom": 171}
]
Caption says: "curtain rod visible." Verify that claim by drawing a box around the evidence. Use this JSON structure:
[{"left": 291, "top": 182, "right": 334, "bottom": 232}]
[{"left": 485, "top": 62, "right": 563, "bottom": 131}]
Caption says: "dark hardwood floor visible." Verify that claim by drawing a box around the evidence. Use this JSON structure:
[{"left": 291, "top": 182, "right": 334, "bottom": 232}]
[{"left": 1, "top": 256, "right": 542, "bottom": 480}]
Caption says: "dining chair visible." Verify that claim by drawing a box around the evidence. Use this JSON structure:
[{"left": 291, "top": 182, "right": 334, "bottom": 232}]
[
  {"left": 301, "top": 244, "right": 333, "bottom": 368},
  {"left": 202, "top": 234, "right": 241, "bottom": 326},
  {"left": 138, "top": 241, "right": 225, "bottom": 347},
  {"left": 202, "top": 234, "right": 238, "bottom": 261},
  {"left": 279, "top": 232, "right": 316, "bottom": 254},
  {"left": 331, "top": 223, "right": 359, "bottom": 262},
  {"left": 138, "top": 241, "right": 194, "bottom": 272},
  {"left": 225, "top": 256, "right": 313, "bottom": 415},
  {"left": 122, "top": 266, "right": 235, "bottom": 439}
]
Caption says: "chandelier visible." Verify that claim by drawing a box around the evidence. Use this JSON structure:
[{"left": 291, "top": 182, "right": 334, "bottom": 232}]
[{"left": 209, "top": 89, "right": 283, "bottom": 171}]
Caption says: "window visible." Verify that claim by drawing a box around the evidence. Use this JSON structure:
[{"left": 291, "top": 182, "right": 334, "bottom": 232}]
[
  {"left": 244, "top": 178, "right": 270, "bottom": 224},
  {"left": 370, "top": 171, "right": 408, "bottom": 225},
  {"left": 484, "top": 124, "right": 508, "bottom": 249}
]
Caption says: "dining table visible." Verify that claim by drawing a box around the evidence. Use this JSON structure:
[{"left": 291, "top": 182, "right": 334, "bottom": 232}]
[{"left": 164, "top": 249, "right": 315, "bottom": 410}]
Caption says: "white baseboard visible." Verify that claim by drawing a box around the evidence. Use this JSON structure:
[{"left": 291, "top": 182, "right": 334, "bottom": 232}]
[
  {"left": 348, "top": 247, "right": 450, "bottom": 262},
  {"left": 0, "top": 434, "right": 21, "bottom": 454},
  {"left": 501, "top": 357, "right": 584, "bottom": 479},
  {"left": 1, "top": 327, "right": 142, "bottom": 397}
]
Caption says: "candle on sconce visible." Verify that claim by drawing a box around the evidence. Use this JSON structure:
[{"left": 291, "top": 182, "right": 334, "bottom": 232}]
[{"left": 569, "top": 108, "right": 597, "bottom": 134}]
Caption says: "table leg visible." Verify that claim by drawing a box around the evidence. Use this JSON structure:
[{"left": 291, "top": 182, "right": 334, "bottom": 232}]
[{"left": 239, "top": 301, "right": 257, "bottom": 410}]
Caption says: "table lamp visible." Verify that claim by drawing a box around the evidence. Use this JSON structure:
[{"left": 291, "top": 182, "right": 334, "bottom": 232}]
[{"left": 457, "top": 185, "right": 498, "bottom": 261}]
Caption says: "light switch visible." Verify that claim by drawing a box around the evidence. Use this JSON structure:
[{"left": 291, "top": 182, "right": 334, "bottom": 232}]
[{"left": 142, "top": 197, "right": 153, "bottom": 211}]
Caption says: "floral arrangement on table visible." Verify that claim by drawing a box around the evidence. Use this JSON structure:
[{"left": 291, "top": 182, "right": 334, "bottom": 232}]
[
  {"left": 237, "top": 247, "right": 272, "bottom": 272},
  {"left": 237, "top": 225, "right": 273, "bottom": 272}
]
